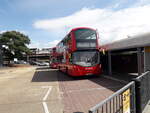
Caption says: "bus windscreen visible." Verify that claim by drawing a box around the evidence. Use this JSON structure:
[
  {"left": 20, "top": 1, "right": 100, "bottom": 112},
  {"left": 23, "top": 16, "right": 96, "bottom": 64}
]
[{"left": 72, "top": 51, "right": 99, "bottom": 67}]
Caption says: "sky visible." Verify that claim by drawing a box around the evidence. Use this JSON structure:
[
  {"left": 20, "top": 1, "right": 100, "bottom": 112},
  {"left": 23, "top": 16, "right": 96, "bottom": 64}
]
[{"left": 0, "top": 0, "right": 150, "bottom": 48}]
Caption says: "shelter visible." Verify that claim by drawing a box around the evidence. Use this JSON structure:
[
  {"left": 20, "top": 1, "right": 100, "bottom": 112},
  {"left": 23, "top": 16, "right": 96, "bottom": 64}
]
[{"left": 101, "top": 32, "right": 150, "bottom": 76}]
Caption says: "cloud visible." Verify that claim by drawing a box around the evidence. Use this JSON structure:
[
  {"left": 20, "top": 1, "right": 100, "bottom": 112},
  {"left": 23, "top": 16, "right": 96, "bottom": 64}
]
[
  {"left": 0, "top": 30, "right": 6, "bottom": 34},
  {"left": 34, "top": 3, "right": 150, "bottom": 45},
  {"left": 29, "top": 40, "right": 60, "bottom": 49},
  {"left": 135, "top": 0, "right": 150, "bottom": 6}
]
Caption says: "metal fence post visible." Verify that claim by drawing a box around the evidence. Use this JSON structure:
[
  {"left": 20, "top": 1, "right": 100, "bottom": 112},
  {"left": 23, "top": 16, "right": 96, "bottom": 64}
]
[
  {"left": 137, "top": 48, "right": 142, "bottom": 76},
  {"left": 132, "top": 78, "right": 142, "bottom": 113},
  {"left": 108, "top": 51, "right": 112, "bottom": 75},
  {"left": 132, "top": 82, "right": 136, "bottom": 113}
]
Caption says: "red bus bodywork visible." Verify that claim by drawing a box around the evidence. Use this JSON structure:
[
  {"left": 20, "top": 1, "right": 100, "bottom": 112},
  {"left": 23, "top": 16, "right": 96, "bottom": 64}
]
[
  {"left": 50, "top": 47, "right": 58, "bottom": 69},
  {"left": 55, "top": 27, "right": 102, "bottom": 76}
]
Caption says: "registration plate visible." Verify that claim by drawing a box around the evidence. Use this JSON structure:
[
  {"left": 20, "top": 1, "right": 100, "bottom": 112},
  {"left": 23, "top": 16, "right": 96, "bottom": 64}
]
[{"left": 86, "top": 73, "right": 93, "bottom": 76}]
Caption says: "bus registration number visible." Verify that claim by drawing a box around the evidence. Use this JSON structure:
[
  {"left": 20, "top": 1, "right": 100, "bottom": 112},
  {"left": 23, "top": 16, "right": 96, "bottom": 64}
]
[{"left": 86, "top": 73, "right": 93, "bottom": 76}]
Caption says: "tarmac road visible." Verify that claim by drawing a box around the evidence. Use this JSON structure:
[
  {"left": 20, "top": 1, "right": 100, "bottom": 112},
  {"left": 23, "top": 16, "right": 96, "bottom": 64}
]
[
  {"left": 0, "top": 66, "right": 126, "bottom": 113},
  {"left": 0, "top": 66, "right": 63, "bottom": 113}
]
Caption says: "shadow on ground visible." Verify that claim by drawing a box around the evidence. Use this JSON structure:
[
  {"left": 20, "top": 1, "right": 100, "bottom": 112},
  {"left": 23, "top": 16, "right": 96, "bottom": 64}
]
[
  {"left": 31, "top": 67, "right": 125, "bottom": 92},
  {"left": 31, "top": 68, "right": 58, "bottom": 82},
  {"left": 31, "top": 66, "right": 127, "bottom": 113}
]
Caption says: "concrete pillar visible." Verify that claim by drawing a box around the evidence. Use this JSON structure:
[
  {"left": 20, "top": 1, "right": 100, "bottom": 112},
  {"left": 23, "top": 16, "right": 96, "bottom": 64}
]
[
  {"left": 108, "top": 51, "right": 112, "bottom": 75},
  {"left": 137, "top": 48, "right": 142, "bottom": 76},
  {"left": 144, "top": 47, "right": 150, "bottom": 72}
]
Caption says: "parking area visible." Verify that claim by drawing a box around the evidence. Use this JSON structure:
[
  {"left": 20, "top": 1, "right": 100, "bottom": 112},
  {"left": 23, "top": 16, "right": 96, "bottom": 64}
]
[
  {"left": 0, "top": 66, "right": 126, "bottom": 113},
  {"left": 0, "top": 67, "right": 63, "bottom": 113}
]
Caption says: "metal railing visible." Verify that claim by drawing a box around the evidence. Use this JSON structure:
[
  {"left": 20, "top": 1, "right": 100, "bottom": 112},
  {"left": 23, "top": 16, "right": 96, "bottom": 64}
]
[
  {"left": 89, "top": 81, "right": 136, "bottom": 113},
  {"left": 133, "top": 71, "right": 150, "bottom": 113}
]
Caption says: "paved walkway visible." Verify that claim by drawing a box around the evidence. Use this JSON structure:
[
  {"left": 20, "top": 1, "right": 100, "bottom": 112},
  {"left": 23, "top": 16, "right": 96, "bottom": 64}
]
[{"left": 57, "top": 72, "right": 126, "bottom": 113}]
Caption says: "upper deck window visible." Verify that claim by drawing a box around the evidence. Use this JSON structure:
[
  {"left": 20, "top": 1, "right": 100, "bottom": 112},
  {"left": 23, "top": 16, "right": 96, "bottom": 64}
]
[
  {"left": 74, "top": 28, "right": 97, "bottom": 48},
  {"left": 74, "top": 29, "right": 96, "bottom": 40}
]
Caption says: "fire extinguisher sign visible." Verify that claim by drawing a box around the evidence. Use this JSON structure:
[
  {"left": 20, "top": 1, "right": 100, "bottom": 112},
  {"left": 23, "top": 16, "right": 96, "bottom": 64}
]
[{"left": 122, "top": 89, "right": 130, "bottom": 113}]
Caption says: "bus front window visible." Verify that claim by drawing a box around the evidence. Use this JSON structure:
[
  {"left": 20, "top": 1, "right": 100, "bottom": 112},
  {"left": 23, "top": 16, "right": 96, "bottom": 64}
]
[
  {"left": 74, "top": 29, "right": 97, "bottom": 48},
  {"left": 75, "top": 29, "right": 97, "bottom": 40},
  {"left": 72, "top": 51, "right": 99, "bottom": 67}
]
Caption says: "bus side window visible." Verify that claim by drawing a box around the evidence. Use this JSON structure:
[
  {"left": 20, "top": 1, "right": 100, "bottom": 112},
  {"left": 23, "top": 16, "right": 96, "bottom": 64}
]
[{"left": 69, "top": 53, "right": 73, "bottom": 63}]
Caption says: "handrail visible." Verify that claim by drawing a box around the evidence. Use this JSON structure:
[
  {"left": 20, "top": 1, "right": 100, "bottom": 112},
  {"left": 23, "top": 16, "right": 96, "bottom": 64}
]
[
  {"left": 135, "top": 71, "right": 150, "bottom": 80},
  {"left": 89, "top": 81, "right": 135, "bottom": 112}
]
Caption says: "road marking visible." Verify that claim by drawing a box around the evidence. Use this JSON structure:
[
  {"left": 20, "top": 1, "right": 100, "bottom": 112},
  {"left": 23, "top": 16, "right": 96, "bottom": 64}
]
[
  {"left": 43, "top": 86, "right": 52, "bottom": 101},
  {"left": 42, "top": 86, "right": 52, "bottom": 113},
  {"left": 41, "top": 86, "right": 50, "bottom": 88},
  {"left": 43, "top": 102, "right": 50, "bottom": 113}
]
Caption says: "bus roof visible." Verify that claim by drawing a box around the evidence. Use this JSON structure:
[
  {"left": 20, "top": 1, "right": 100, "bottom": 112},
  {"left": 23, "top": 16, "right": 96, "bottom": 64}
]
[
  {"left": 70, "top": 27, "right": 96, "bottom": 32},
  {"left": 56, "top": 27, "right": 96, "bottom": 46}
]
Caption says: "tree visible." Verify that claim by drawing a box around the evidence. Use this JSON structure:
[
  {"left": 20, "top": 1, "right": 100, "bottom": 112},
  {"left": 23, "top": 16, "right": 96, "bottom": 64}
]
[{"left": 0, "top": 31, "right": 30, "bottom": 61}]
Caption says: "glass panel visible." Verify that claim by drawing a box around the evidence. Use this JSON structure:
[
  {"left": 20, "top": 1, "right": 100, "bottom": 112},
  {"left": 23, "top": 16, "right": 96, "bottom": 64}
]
[
  {"left": 75, "top": 29, "right": 96, "bottom": 40},
  {"left": 77, "top": 42, "right": 96, "bottom": 48},
  {"left": 72, "top": 51, "right": 99, "bottom": 67},
  {"left": 52, "top": 58, "right": 57, "bottom": 63},
  {"left": 75, "top": 29, "right": 97, "bottom": 48}
]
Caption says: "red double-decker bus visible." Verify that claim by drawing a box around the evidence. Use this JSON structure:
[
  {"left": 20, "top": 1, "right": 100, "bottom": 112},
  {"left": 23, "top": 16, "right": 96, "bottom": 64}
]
[
  {"left": 55, "top": 27, "right": 102, "bottom": 76},
  {"left": 49, "top": 47, "right": 58, "bottom": 68}
]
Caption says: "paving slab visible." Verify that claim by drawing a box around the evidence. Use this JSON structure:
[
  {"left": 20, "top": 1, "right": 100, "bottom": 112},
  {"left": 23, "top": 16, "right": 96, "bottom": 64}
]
[{"left": 57, "top": 72, "right": 126, "bottom": 113}]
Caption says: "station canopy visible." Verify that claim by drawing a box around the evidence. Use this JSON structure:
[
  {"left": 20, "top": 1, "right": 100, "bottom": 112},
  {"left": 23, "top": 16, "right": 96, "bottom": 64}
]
[{"left": 101, "top": 32, "right": 150, "bottom": 51}]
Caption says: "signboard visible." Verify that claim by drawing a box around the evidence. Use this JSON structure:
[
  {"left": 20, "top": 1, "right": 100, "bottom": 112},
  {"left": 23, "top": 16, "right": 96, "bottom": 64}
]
[
  {"left": 145, "top": 46, "right": 150, "bottom": 52},
  {"left": 122, "top": 89, "right": 130, "bottom": 113}
]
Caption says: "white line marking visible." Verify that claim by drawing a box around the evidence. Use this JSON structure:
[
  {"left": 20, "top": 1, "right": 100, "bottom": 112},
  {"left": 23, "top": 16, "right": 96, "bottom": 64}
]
[
  {"left": 42, "top": 102, "right": 50, "bottom": 113},
  {"left": 41, "top": 86, "right": 50, "bottom": 88},
  {"left": 41, "top": 86, "right": 51, "bottom": 88},
  {"left": 42, "top": 86, "right": 52, "bottom": 113},
  {"left": 43, "top": 86, "right": 52, "bottom": 101}
]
